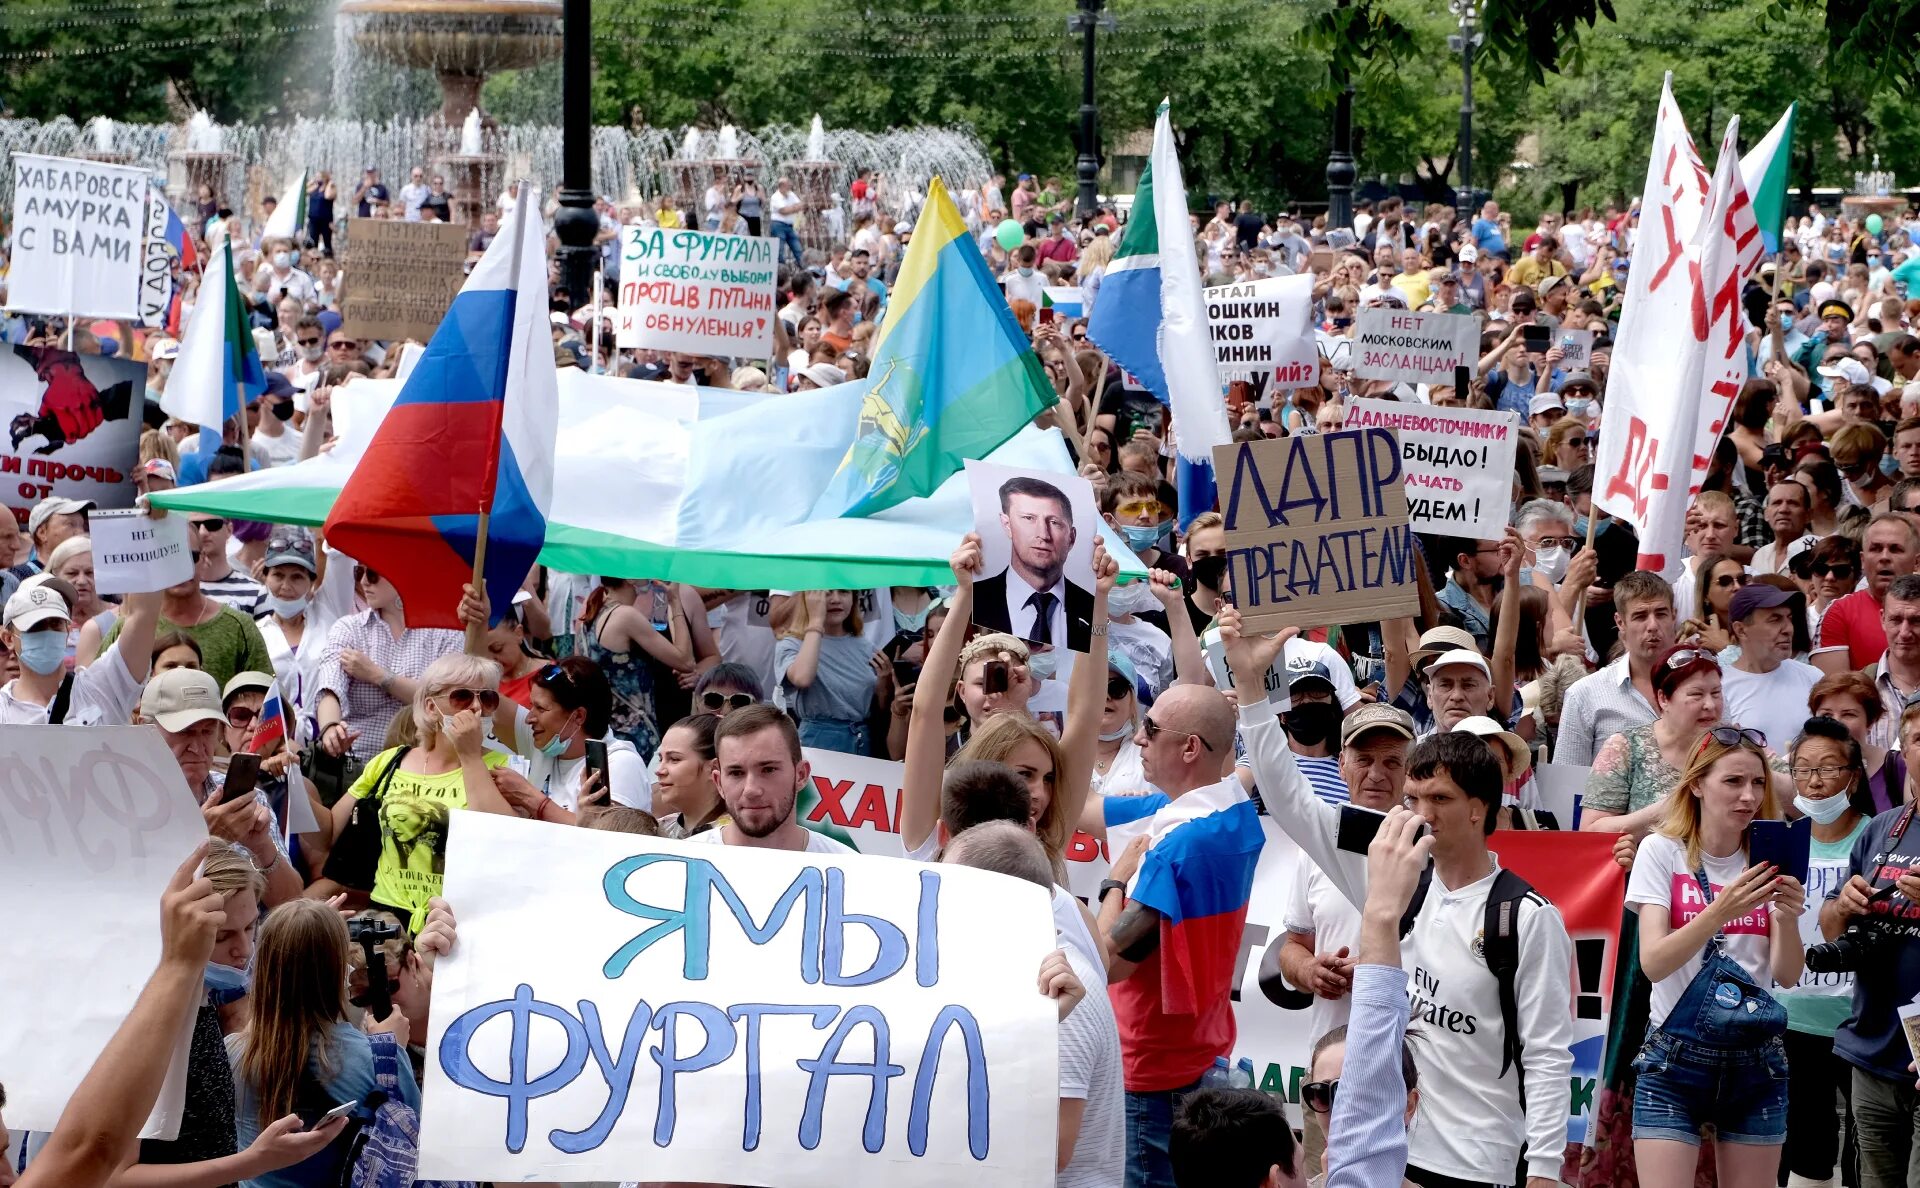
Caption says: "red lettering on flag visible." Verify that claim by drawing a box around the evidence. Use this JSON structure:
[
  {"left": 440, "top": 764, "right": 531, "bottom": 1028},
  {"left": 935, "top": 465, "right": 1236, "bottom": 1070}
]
[{"left": 1648, "top": 207, "right": 1686, "bottom": 293}]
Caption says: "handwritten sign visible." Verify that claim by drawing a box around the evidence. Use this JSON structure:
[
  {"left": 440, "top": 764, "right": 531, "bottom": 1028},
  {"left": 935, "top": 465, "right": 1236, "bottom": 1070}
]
[
  {"left": 339, "top": 219, "right": 469, "bottom": 343},
  {"left": 1346, "top": 398, "right": 1519, "bottom": 538},
  {"left": 1211, "top": 429, "right": 1420, "bottom": 632},
  {"left": 418, "top": 812, "right": 1058, "bottom": 1187},
  {"left": 90, "top": 508, "right": 192, "bottom": 594},
  {"left": 6, "top": 154, "right": 150, "bottom": 319},
  {"left": 1351, "top": 308, "right": 1480, "bottom": 386},
  {"left": 615, "top": 226, "right": 778, "bottom": 357},
  {"left": 137, "top": 182, "right": 174, "bottom": 328},
  {"left": 1203, "top": 275, "right": 1317, "bottom": 383},
  {"left": 0, "top": 726, "right": 207, "bottom": 1138}
]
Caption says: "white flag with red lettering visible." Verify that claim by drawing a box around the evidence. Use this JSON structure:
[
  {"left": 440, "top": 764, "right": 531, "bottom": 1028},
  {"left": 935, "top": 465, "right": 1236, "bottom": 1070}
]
[{"left": 1592, "top": 76, "right": 1713, "bottom": 578}]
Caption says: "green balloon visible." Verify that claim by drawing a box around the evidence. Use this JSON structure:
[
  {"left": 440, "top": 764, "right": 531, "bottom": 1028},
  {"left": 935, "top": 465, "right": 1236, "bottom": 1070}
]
[
  {"left": 1867, "top": 213, "right": 1885, "bottom": 236},
  {"left": 996, "top": 219, "right": 1026, "bottom": 251}
]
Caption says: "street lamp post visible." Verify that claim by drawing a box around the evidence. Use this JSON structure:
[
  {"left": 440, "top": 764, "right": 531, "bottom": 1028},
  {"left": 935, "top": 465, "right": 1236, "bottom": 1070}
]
[
  {"left": 1449, "top": 0, "right": 1482, "bottom": 229},
  {"left": 1324, "top": 0, "right": 1355, "bottom": 229},
  {"left": 553, "top": 0, "right": 599, "bottom": 309},
  {"left": 1068, "top": 0, "right": 1114, "bottom": 220}
]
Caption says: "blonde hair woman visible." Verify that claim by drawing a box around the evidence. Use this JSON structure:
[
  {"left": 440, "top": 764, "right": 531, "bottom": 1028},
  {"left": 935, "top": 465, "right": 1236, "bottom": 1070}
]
[
  {"left": 312, "top": 653, "right": 512, "bottom": 930},
  {"left": 231, "top": 899, "right": 416, "bottom": 1188},
  {"left": 1623, "top": 729, "right": 1804, "bottom": 1187}
]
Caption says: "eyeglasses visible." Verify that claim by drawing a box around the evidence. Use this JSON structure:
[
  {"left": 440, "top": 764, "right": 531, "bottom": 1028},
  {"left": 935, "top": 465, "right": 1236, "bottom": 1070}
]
[
  {"left": 353, "top": 565, "right": 381, "bottom": 584},
  {"left": 1564, "top": 436, "right": 1590, "bottom": 447},
  {"left": 1712, "top": 573, "right": 1752, "bottom": 589},
  {"left": 534, "top": 664, "right": 575, "bottom": 695},
  {"left": 702, "top": 691, "right": 756, "bottom": 711},
  {"left": 1700, "top": 725, "right": 1767, "bottom": 752},
  {"left": 296, "top": 337, "right": 321, "bottom": 346},
  {"left": 438, "top": 687, "right": 501, "bottom": 714},
  {"left": 226, "top": 706, "right": 257, "bottom": 728},
  {"left": 1814, "top": 564, "right": 1856, "bottom": 580},
  {"left": 189, "top": 517, "right": 227, "bottom": 534},
  {"left": 1533, "top": 535, "right": 1578, "bottom": 550},
  {"left": 1105, "top": 675, "right": 1133, "bottom": 700},
  {"left": 1143, "top": 715, "right": 1213, "bottom": 751},
  {"left": 1790, "top": 764, "right": 1854, "bottom": 781},
  {"left": 1116, "top": 500, "right": 1166, "bottom": 519},
  {"left": 1301, "top": 1079, "right": 1338, "bottom": 1114},
  {"left": 1662, "top": 647, "right": 1715, "bottom": 670}
]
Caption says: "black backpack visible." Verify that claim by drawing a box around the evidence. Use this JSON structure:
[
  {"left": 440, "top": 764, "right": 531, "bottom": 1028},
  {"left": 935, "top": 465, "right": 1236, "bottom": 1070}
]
[{"left": 1399, "top": 865, "right": 1536, "bottom": 1106}]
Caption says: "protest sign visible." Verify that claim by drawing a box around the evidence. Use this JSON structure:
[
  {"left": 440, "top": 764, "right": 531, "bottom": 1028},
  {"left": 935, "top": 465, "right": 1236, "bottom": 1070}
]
[
  {"left": 1346, "top": 397, "right": 1519, "bottom": 538},
  {"left": 137, "top": 183, "right": 174, "bottom": 328},
  {"left": 6, "top": 154, "right": 149, "bottom": 319},
  {"left": 1534, "top": 762, "right": 1591, "bottom": 831},
  {"left": 0, "top": 726, "right": 208, "bottom": 1138},
  {"left": 1203, "top": 275, "right": 1317, "bottom": 383},
  {"left": 1352, "top": 307, "right": 1479, "bottom": 385},
  {"left": 1556, "top": 328, "right": 1595, "bottom": 371},
  {"left": 90, "top": 509, "right": 193, "bottom": 594},
  {"left": 614, "top": 225, "right": 778, "bottom": 357},
  {"left": 965, "top": 460, "right": 1099, "bottom": 653},
  {"left": 1212, "top": 429, "right": 1420, "bottom": 632},
  {"left": 419, "top": 812, "right": 1058, "bottom": 1187},
  {"left": 339, "top": 219, "right": 469, "bottom": 343},
  {"left": 0, "top": 346, "right": 143, "bottom": 527}
]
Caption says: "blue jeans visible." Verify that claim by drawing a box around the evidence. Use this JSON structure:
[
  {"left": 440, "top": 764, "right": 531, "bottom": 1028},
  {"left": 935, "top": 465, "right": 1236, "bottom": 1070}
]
[
  {"left": 772, "top": 220, "right": 804, "bottom": 266},
  {"left": 1124, "top": 1077, "right": 1204, "bottom": 1188},
  {"left": 1630, "top": 1030, "right": 1788, "bottom": 1145},
  {"left": 797, "top": 717, "right": 869, "bottom": 756}
]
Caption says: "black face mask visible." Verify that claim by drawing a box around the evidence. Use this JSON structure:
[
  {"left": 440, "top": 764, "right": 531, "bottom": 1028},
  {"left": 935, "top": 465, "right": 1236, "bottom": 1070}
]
[
  {"left": 1191, "top": 554, "right": 1227, "bottom": 593},
  {"left": 1282, "top": 701, "right": 1343, "bottom": 748},
  {"left": 269, "top": 400, "right": 295, "bottom": 422}
]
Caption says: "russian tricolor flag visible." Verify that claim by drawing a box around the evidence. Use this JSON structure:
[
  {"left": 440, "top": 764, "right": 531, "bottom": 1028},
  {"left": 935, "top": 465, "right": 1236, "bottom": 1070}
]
[
  {"left": 324, "top": 184, "right": 557, "bottom": 629},
  {"left": 249, "top": 686, "right": 289, "bottom": 756},
  {"left": 1104, "top": 776, "right": 1262, "bottom": 1076}
]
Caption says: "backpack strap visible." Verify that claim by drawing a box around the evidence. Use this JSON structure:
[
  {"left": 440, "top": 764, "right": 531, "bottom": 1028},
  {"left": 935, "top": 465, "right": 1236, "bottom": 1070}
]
[
  {"left": 1484, "top": 867, "right": 1535, "bottom": 1110},
  {"left": 1396, "top": 865, "right": 1434, "bottom": 939},
  {"left": 46, "top": 671, "right": 74, "bottom": 725}
]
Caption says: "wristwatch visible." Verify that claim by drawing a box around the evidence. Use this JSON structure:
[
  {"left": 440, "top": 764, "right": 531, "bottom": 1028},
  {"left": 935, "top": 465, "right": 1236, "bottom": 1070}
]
[{"left": 1098, "top": 879, "right": 1127, "bottom": 905}]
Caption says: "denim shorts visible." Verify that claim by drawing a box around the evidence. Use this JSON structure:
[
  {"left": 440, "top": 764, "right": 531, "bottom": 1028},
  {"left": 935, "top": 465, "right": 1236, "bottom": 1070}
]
[{"left": 1630, "top": 1029, "right": 1789, "bottom": 1146}]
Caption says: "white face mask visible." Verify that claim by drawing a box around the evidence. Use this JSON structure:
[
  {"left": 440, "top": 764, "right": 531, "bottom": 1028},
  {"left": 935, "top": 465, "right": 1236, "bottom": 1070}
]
[
  {"left": 1793, "top": 791, "right": 1853, "bottom": 825},
  {"left": 1108, "top": 580, "right": 1161, "bottom": 616},
  {"left": 266, "top": 593, "right": 310, "bottom": 619},
  {"left": 1530, "top": 545, "right": 1570, "bottom": 583},
  {"left": 301, "top": 344, "right": 324, "bottom": 362},
  {"left": 272, "top": 252, "right": 291, "bottom": 270}
]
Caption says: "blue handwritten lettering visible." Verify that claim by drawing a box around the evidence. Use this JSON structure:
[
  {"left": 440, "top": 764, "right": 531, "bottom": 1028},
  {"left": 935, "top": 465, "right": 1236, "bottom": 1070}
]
[
  {"left": 823, "top": 866, "right": 908, "bottom": 986},
  {"left": 908, "top": 1004, "right": 990, "bottom": 1159},
  {"left": 915, "top": 870, "right": 941, "bottom": 988},
  {"left": 650, "top": 1001, "right": 738, "bottom": 1145},
  {"left": 796, "top": 1004, "right": 905, "bottom": 1152},
  {"left": 603, "top": 854, "right": 825, "bottom": 982},
  {"left": 728, "top": 1004, "right": 837, "bottom": 1150},
  {"left": 438, "top": 984, "right": 591, "bottom": 1153}
]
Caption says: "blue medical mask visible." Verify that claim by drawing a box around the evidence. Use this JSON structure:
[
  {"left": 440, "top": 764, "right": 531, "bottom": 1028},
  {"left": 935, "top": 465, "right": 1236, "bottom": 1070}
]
[
  {"left": 1564, "top": 396, "right": 1595, "bottom": 421},
  {"left": 16, "top": 630, "right": 66, "bottom": 675},
  {"left": 538, "top": 716, "right": 580, "bottom": 759},
  {"left": 894, "top": 602, "right": 932, "bottom": 633},
  {"left": 1793, "top": 792, "right": 1853, "bottom": 825},
  {"left": 1120, "top": 521, "right": 1170, "bottom": 552},
  {"left": 204, "top": 960, "right": 249, "bottom": 1005}
]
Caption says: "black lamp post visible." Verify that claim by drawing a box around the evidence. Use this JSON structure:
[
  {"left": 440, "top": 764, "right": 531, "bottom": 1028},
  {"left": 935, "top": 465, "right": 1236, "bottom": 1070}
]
[
  {"left": 1325, "top": 0, "right": 1355, "bottom": 229},
  {"left": 1449, "top": 0, "right": 1482, "bottom": 227},
  {"left": 552, "top": 0, "right": 599, "bottom": 309},
  {"left": 1068, "top": 0, "right": 1114, "bottom": 220}
]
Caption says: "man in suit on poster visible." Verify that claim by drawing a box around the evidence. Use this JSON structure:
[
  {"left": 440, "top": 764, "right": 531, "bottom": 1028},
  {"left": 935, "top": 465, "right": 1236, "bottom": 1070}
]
[{"left": 973, "top": 475, "right": 1095, "bottom": 653}]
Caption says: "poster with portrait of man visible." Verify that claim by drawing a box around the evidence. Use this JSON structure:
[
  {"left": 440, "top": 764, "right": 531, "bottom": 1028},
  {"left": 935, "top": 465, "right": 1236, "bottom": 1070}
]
[{"left": 964, "top": 460, "right": 1098, "bottom": 654}]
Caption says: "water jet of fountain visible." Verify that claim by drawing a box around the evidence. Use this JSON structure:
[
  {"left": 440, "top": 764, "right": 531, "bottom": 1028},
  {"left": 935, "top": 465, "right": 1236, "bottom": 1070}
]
[
  {"left": 460, "top": 108, "right": 483, "bottom": 156},
  {"left": 807, "top": 115, "right": 826, "bottom": 161}
]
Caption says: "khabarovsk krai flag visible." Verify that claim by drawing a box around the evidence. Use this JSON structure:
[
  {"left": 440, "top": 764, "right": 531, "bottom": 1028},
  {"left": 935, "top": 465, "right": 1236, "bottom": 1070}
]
[
  {"left": 162, "top": 234, "right": 265, "bottom": 484},
  {"left": 323, "top": 182, "right": 557, "bottom": 630},
  {"left": 1087, "top": 99, "right": 1231, "bottom": 528},
  {"left": 1738, "top": 103, "right": 1796, "bottom": 256},
  {"left": 1591, "top": 74, "right": 1711, "bottom": 579},
  {"left": 807, "top": 176, "right": 1055, "bottom": 521}
]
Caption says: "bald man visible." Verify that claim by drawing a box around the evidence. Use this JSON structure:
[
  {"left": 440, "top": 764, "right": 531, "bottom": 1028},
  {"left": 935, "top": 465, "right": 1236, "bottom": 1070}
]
[{"left": 1076, "top": 683, "right": 1264, "bottom": 1188}]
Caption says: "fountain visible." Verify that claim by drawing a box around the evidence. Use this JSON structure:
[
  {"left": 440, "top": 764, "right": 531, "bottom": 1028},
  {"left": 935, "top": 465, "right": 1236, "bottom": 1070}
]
[
  {"left": 786, "top": 114, "right": 843, "bottom": 254},
  {"left": 438, "top": 107, "right": 503, "bottom": 227},
  {"left": 335, "top": 0, "right": 562, "bottom": 133},
  {"left": 78, "top": 117, "right": 128, "bottom": 165},
  {"left": 169, "top": 112, "right": 237, "bottom": 212}
]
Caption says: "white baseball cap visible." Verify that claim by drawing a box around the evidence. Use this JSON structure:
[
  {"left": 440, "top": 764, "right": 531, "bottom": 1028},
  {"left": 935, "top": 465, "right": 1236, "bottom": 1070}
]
[
  {"left": 1426, "top": 648, "right": 1491, "bottom": 680},
  {"left": 4, "top": 582, "right": 69, "bottom": 630}
]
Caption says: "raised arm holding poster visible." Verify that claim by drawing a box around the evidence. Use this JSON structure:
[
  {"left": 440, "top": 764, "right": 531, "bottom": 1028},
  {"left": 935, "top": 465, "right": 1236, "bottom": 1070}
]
[
  {"left": 6, "top": 153, "right": 150, "bottom": 320},
  {"left": 1351, "top": 307, "right": 1480, "bottom": 386},
  {"left": 418, "top": 812, "right": 1059, "bottom": 1188},
  {"left": 1210, "top": 428, "right": 1420, "bottom": 631},
  {"left": 1346, "top": 397, "right": 1519, "bottom": 538},
  {"left": 615, "top": 226, "right": 778, "bottom": 357}
]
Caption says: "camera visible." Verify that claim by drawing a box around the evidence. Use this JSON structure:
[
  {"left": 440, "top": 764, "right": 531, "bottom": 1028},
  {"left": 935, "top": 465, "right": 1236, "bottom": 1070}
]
[
  {"left": 1805, "top": 921, "right": 1882, "bottom": 974},
  {"left": 346, "top": 915, "right": 400, "bottom": 946}
]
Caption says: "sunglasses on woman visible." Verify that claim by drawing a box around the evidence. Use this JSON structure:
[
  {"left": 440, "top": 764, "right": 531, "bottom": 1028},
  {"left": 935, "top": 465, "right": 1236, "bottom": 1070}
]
[
  {"left": 1301, "top": 1079, "right": 1338, "bottom": 1113},
  {"left": 1662, "top": 647, "right": 1716, "bottom": 670},
  {"left": 535, "top": 664, "right": 575, "bottom": 694},
  {"left": 353, "top": 565, "right": 382, "bottom": 584},
  {"left": 226, "top": 706, "right": 257, "bottom": 728},
  {"left": 1105, "top": 675, "right": 1133, "bottom": 701},
  {"left": 438, "top": 687, "right": 500, "bottom": 713},
  {"left": 702, "top": 691, "right": 755, "bottom": 711},
  {"left": 1711, "top": 572, "right": 1752, "bottom": 589},
  {"left": 1813, "top": 563, "right": 1855, "bottom": 580},
  {"left": 1699, "top": 725, "right": 1767, "bottom": 751}
]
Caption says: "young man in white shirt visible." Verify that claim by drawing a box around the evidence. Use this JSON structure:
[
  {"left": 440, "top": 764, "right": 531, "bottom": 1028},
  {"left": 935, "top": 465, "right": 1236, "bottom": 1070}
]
[
  {"left": 1223, "top": 608, "right": 1574, "bottom": 1188},
  {"left": 690, "top": 703, "right": 853, "bottom": 854},
  {"left": 1720, "top": 583, "right": 1823, "bottom": 754}
]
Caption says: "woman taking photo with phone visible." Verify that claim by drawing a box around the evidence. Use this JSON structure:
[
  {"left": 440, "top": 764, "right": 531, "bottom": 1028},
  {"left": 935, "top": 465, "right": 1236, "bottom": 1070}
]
[{"left": 1624, "top": 728, "right": 1805, "bottom": 1188}]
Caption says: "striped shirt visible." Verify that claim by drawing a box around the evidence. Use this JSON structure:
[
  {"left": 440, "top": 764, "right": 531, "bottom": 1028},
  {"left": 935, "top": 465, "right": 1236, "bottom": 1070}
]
[
  {"left": 316, "top": 609, "right": 463, "bottom": 762},
  {"left": 201, "top": 569, "right": 266, "bottom": 616},
  {"left": 1295, "top": 753, "right": 1350, "bottom": 806}
]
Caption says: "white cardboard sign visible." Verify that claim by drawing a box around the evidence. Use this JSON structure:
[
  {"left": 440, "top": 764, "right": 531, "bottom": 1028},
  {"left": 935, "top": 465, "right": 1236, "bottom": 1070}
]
[
  {"left": 0, "top": 726, "right": 208, "bottom": 1138},
  {"left": 1203, "top": 275, "right": 1318, "bottom": 384},
  {"left": 418, "top": 812, "right": 1059, "bottom": 1187},
  {"left": 614, "top": 225, "right": 778, "bottom": 357},
  {"left": 90, "top": 509, "right": 193, "bottom": 594},
  {"left": 6, "top": 153, "right": 151, "bottom": 319},
  {"left": 1346, "top": 398, "right": 1520, "bottom": 539},
  {"left": 1351, "top": 307, "right": 1480, "bottom": 385}
]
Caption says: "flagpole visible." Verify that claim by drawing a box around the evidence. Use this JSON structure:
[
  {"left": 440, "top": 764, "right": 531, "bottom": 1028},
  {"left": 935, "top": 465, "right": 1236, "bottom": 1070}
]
[{"left": 465, "top": 178, "right": 530, "bottom": 656}]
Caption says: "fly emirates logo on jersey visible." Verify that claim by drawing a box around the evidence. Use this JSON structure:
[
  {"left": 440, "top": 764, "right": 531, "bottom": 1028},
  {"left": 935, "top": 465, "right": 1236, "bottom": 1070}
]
[
  {"left": 1670, "top": 873, "right": 1768, "bottom": 935},
  {"left": 1409, "top": 964, "right": 1483, "bottom": 1035}
]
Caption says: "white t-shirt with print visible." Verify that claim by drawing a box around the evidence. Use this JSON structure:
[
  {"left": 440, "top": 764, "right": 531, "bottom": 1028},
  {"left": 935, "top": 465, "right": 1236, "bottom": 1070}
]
[
  {"left": 1625, "top": 832, "right": 1779, "bottom": 1028},
  {"left": 1282, "top": 857, "right": 1364, "bottom": 1053}
]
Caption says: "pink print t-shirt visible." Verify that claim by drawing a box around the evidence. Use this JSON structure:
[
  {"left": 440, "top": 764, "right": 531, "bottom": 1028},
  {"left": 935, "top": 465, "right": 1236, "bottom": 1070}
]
[{"left": 1625, "top": 832, "right": 1779, "bottom": 1028}]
